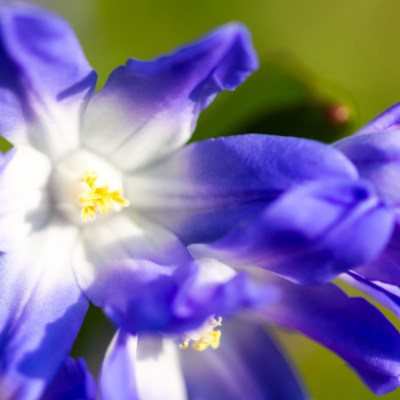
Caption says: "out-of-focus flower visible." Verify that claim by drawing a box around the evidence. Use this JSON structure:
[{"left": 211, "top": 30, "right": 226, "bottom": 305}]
[
  {"left": 332, "top": 104, "right": 400, "bottom": 394},
  {"left": 1, "top": 3, "right": 400, "bottom": 399}
]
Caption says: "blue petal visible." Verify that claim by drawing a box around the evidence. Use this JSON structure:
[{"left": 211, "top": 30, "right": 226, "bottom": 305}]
[
  {"left": 82, "top": 24, "right": 259, "bottom": 171},
  {"left": 189, "top": 179, "right": 394, "bottom": 285},
  {"left": 0, "top": 222, "right": 88, "bottom": 400},
  {"left": 73, "top": 213, "right": 199, "bottom": 333},
  {"left": 356, "top": 102, "right": 400, "bottom": 135},
  {"left": 102, "top": 256, "right": 273, "bottom": 334},
  {"left": 180, "top": 316, "right": 309, "bottom": 400},
  {"left": 74, "top": 214, "right": 271, "bottom": 334},
  {"left": 127, "top": 134, "right": 358, "bottom": 246},
  {"left": 260, "top": 275, "right": 400, "bottom": 395},
  {"left": 334, "top": 130, "right": 400, "bottom": 205},
  {"left": 100, "top": 330, "right": 139, "bottom": 400},
  {"left": 343, "top": 271, "right": 400, "bottom": 322},
  {"left": 347, "top": 363, "right": 400, "bottom": 397},
  {"left": 40, "top": 357, "right": 97, "bottom": 400},
  {"left": 351, "top": 225, "right": 400, "bottom": 288},
  {"left": 0, "top": 3, "right": 96, "bottom": 159}
]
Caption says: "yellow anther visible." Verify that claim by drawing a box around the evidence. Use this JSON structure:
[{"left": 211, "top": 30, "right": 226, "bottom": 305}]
[
  {"left": 192, "top": 330, "right": 221, "bottom": 351},
  {"left": 111, "top": 189, "right": 131, "bottom": 207},
  {"left": 79, "top": 170, "right": 130, "bottom": 221},
  {"left": 179, "top": 316, "right": 222, "bottom": 352},
  {"left": 82, "top": 170, "right": 98, "bottom": 188},
  {"left": 179, "top": 337, "right": 190, "bottom": 350},
  {"left": 209, "top": 316, "right": 222, "bottom": 327},
  {"left": 81, "top": 206, "right": 95, "bottom": 222}
]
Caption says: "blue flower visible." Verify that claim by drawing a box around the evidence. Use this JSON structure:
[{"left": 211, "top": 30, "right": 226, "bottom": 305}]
[
  {"left": 326, "top": 102, "right": 400, "bottom": 394},
  {"left": 0, "top": 3, "right": 261, "bottom": 397},
  {"left": 42, "top": 274, "right": 400, "bottom": 399},
  {"left": 1, "top": 2, "right": 399, "bottom": 399}
]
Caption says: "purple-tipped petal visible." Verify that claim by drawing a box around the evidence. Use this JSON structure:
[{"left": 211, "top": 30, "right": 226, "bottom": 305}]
[
  {"left": 106, "top": 257, "right": 276, "bottom": 334},
  {"left": 335, "top": 130, "right": 400, "bottom": 205},
  {"left": 73, "top": 213, "right": 200, "bottom": 333},
  {"left": 0, "top": 3, "right": 96, "bottom": 159},
  {"left": 74, "top": 213, "right": 272, "bottom": 334},
  {"left": 180, "top": 316, "right": 309, "bottom": 400},
  {"left": 356, "top": 102, "right": 400, "bottom": 135},
  {"left": 258, "top": 275, "right": 400, "bottom": 395},
  {"left": 127, "top": 134, "right": 358, "bottom": 246},
  {"left": 0, "top": 221, "right": 88, "bottom": 400},
  {"left": 189, "top": 179, "right": 394, "bottom": 285},
  {"left": 82, "top": 24, "right": 259, "bottom": 171},
  {"left": 73, "top": 213, "right": 194, "bottom": 312},
  {"left": 40, "top": 357, "right": 97, "bottom": 400}
]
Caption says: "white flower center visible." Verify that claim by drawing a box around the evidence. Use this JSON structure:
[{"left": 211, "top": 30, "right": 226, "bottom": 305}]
[{"left": 51, "top": 149, "right": 128, "bottom": 225}]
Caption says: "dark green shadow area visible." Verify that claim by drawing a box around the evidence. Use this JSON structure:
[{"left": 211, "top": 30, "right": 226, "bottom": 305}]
[
  {"left": 193, "top": 56, "right": 356, "bottom": 144},
  {"left": 0, "top": 136, "right": 14, "bottom": 153},
  {"left": 70, "top": 302, "right": 116, "bottom": 377}
]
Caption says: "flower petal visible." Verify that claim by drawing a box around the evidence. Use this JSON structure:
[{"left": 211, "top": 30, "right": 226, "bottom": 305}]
[
  {"left": 0, "top": 145, "right": 51, "bottom": 252},
  {"left": 74, "top": 214, "right": 270, "bottom": 333},
  {"left": 347, "top": 363, "right": 400, "bottom": 397},
  {"left": 350, "top": 224, "right": 400, "bottom": 288},
  {"left": 188, "top": 179, "right": 393, "bottom": 285},
  {"left": 0, "top": 3, "right": 96, "bottom": 159},
  {"left": 343, "top": 271, "right": 400, "bottom": 322},
  {"left": 0, "top": 221, "right": 88, "bottom": 400},
  {"left": 73, "top": 213, "right": 198, "bottom": 332},
  {"left": 179, "top": 316, "right": 309, "bottom": 400},
  {"left": 135, "top": 334, "right": 187, "bottom": 400},
  {"left": 126, "top": 134, "right": 357, "bottom": 246},
  {"left": 100, "top": 331, "right": 187, "bottom": 400},
  {"left": 356, "top": 102, "right": 400, "bottom": 135},
  {"left": 167, "top": 258, "right": 277, "bottom": 333},
  {"left": 82, "top": 24, "right": 258, "bottom": 171},
  {"left": 40, "top": 357, "right": 97, "bottom": 400},
  {"left": 100, "top": 330, "right": 139, "bottom": 400},
  {"left": 73, "top": 213, "right": 193, "bottom": 308},
  {"left": 334, "top": 130, "right": 400, "bottom": 205},
  {"left": 259, "top": 274, "right": 400, "bottom": 395}
]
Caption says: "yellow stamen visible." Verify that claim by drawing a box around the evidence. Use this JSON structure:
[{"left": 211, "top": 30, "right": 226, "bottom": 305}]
[
  {"left": 179, "top": 337, "right": 190, "bottom": 350},
  {"left": 179, "top": 316, "right": 222, "bottom": 352},
  {"left": 210, "top": 316, "right": 222, "bottom": 327},
  {"left": 192, "top": 330, "right": 221, "bottom": 351},
  {"left": 79, "top": 170, "right": 130, "bottom": 221}
]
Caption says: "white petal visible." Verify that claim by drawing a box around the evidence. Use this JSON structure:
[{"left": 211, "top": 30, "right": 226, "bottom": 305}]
[
  {"left": 0, "top": 145, "right": 52, "bottom": 251},
  {"left": 136, "top": 335, "right": 187, "bottom": 400}
]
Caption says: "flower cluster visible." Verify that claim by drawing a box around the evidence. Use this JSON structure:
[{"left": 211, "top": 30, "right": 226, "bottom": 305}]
[{"left": 1, "top": 3, "right": 400, "bottom": 400}]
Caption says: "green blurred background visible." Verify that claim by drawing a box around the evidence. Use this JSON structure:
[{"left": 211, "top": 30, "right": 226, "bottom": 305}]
[{"left": 18, "top": 0, "right": 400, "bottom": 398}]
